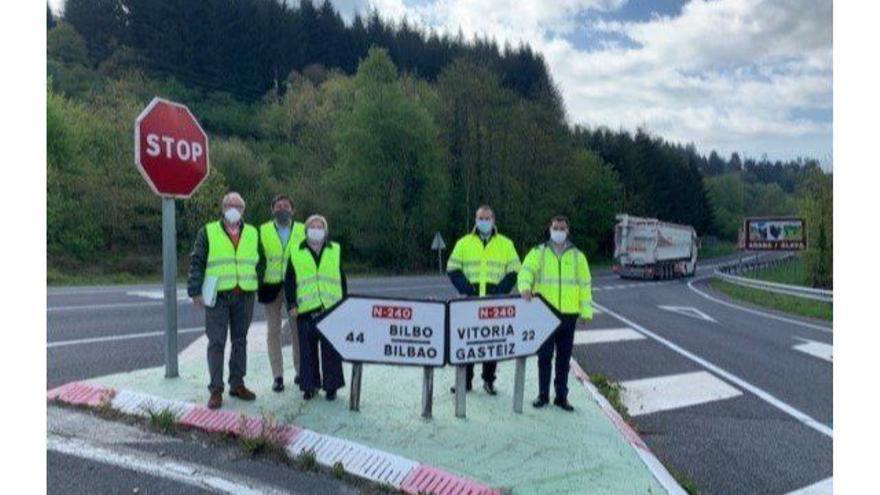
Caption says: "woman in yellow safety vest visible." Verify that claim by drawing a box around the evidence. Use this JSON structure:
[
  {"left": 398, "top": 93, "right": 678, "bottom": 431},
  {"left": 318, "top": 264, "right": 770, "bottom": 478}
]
[
  {"left": 284, "top": 214, "right": 346, "bottom": 401},
  {"left": 518, "top": 215, "right": 593, "bottom": 412}
]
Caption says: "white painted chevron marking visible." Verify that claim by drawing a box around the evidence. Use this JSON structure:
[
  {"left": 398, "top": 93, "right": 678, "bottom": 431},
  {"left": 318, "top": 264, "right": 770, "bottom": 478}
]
[
  {"left": 620, "top": 371, "right": 742, "bottom": 416},
  {"left": 658, "top": 305, "right": 716, "bottom": 323},
  {"left": 785, "top": 477, "right": 832, "bottom": 494},
  {"left": 574, "top": 328, "right": 645, "bottom": 345},
  {"left": 792, "top": 338, "right": 832, "bottom": 363}
]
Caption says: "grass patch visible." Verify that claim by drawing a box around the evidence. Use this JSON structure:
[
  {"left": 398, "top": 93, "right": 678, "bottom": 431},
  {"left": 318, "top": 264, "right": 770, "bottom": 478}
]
[
  {"left": 700, "top": 240, "right": 737, "bottom": 259},
  {"left": 296, "top": 448, "right": 318, "bottom": 471},
  {"left": 589, "top": 373, "right": 630, "bottom": 421},
  {"left": 744, "top": 256, "right": 808, "bottom": 286},
  {"left": 710, "top": 278, "right": 832, "bottom": 321},
  {"left": 668, "top": 467, "right": 701, "bottom": 495},
  {"left": 238, "top": 412, "right": 289, "bottom": 458},
  {"left": 145, "top": 406, "right": 178, "bottom": 434}
]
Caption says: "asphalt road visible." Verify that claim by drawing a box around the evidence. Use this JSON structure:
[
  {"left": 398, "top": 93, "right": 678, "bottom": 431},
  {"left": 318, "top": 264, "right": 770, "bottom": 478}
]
[{"left": 46, "top": 253, "right": 832, "bottom": 494}]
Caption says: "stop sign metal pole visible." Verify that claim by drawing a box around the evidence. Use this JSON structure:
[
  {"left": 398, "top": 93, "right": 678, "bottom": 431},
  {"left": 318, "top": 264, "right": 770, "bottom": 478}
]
[{"left": 162, "top": 198, "right": 178, "bottom": 378}]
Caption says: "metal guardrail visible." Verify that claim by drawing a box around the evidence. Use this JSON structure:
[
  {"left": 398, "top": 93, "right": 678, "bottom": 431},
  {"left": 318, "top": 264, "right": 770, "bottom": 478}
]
[{"left": 713, "top": 254, "right": 833, "bottom": 303}]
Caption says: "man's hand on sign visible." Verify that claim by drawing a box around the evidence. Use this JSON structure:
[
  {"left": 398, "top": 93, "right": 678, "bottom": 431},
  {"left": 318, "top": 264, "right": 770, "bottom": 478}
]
[
  {"left": 192, "top": 296, "right": 204, "bottom": 308},
  {"left": 521, "top": 290, "right": 532, "bottom": 301},
  {"left": 288, "top": 306, "right": 298, "bottom": 318}
]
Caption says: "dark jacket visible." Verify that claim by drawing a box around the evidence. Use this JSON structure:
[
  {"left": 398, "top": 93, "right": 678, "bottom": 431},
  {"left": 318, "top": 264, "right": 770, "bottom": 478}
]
[
  {"left": 447, "top": 231, "right": 517, "bottom": 297},
  {"left": 283, "top": 240, "right": 348, "bottom": 316}
]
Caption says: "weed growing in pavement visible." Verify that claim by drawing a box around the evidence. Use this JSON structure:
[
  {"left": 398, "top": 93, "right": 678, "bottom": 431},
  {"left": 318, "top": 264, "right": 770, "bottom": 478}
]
[
  {"left": 669, "top": 467, "right": 700, "bottom": 494},
  {"left": 590, "top": 373, "right": 630, "bottom": 421},
  {"left": 145, "top": 406, "right": 178, "bottom": 434},
  {"left": 297, "top": 448, "right": 318, "bottom": 471},
  {"left": 332, "top": 461, "right": 346, "bottom": 479},
  {"left": 238, "top": 412, "right": 288, "bottom": 458}
]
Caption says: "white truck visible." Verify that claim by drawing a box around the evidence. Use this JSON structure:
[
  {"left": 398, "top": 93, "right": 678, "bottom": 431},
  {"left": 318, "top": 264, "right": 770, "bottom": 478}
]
[{"left": 612, "top": 214, "right": 698, "bottom": 279}]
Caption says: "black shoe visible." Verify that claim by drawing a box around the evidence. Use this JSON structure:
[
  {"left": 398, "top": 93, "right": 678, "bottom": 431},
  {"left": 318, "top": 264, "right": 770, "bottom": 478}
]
[
  {"left": 325, "top": 390, "right": 337, "bottom": 401},
  {"left": 294, "top": 376, "right": 300, "bottom": 386},
  {"left": 272, "top": 377, "right": 284, "bottom": 393},
  {"left": 532, "top": 395, "right": 549, "bottom": 408},
  {"left": 303, "top": 390, "right": 315, "bottom": 400},
  {"left": 450, "top": 383, "right": 473, "bottom": 394},
  {"left": 554, "top": 397, "right": 575, "bottom": 412},
  {"left": 483, "top": 382, "right": 498, "bottom": 396}
]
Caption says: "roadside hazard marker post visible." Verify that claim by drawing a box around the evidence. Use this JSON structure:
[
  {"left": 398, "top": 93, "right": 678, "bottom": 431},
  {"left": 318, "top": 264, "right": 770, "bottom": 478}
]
[
  {"left": 134, "top": 97, "right": 210, "bottom": 379},
  {"left": 431, "top": 232, "right": 446, "bottom": 274},
  {"left": 316, "top": 296, "right": 446, "bottom": 417},
  {"left": 447, "top": 296, "right": 561, "bottom": 418}
]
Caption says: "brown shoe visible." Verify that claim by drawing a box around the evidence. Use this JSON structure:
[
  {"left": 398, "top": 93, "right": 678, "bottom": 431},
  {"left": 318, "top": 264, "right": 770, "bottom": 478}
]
[
  {"left": 229, "top": 385, "right": 256, "bottom": 401},
  {"left": 207, "top": 392, "right": 222, "bottom": 409}
]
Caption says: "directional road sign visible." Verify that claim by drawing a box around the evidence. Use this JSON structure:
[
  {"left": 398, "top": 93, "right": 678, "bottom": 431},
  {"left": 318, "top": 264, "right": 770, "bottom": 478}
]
[
  {"left": 431, "top": 232, "right": 446, "bottom": 250},
  {"left": 316, "top": 296, "right": 446, "bottom": 366},
  {"left": 447, "top": 295, "right": 561, "bottom": 365}
]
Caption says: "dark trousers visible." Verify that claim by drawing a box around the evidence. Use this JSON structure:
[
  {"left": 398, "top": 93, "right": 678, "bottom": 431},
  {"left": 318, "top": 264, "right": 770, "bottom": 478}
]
[
  {"left": 537, "top": 314, "right": 577, "bottom": 400},
  {"left": 205, "top": 291, "right": 255, "bottom": 393},
  {"left": 465, "top": 361, "right": 497, "bottom": 387},
  {"left": 297, "top": 311, "right": 345, "bottom": 393}
]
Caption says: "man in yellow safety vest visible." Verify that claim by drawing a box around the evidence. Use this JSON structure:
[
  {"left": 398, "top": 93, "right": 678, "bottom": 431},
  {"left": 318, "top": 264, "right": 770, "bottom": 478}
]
[
  {"left": 187, "top": 192, "right": 259, "bottom": 410},
  {"left": 447, "top": 205, "right": 521, "bottom": 395},
  {"left": 256, "top": 194, "right": 306, "bottom": 393},
  {"left": 518, "top": 215, "right": 592, "bottom": 412}
]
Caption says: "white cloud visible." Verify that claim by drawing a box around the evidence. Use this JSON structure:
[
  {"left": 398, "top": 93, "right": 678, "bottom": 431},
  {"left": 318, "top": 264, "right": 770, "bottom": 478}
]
[{"left": 366, "top": 0, "right": 833, "bottom": 165}]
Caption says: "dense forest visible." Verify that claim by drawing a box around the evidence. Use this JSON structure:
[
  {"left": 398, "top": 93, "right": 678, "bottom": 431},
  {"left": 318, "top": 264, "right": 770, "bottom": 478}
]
[{"left": 46, "top": 0, "right": 832, "bottom": 287}]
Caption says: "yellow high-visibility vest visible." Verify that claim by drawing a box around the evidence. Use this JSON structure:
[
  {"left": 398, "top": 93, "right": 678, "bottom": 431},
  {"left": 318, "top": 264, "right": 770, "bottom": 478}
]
[
  {"left": 446, "top": 232, "right": 521, "bottom": 296},
  {"left": 259, "top": 221, "right": 305, "bottom": 284},
  {"left": 290, "top": 242, "right": 343, "bottom": 313},
  {"left": 518, "top": 243, "right": 593, "bottom": 319},
  {"left": 205, "top": 221, "right": 259, "bottom": 292}
]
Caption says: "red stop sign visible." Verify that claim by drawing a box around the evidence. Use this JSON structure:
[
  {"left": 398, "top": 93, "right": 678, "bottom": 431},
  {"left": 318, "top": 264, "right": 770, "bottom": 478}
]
[{"left": 135, "top": 97, "right": 210, "bottom": 198}]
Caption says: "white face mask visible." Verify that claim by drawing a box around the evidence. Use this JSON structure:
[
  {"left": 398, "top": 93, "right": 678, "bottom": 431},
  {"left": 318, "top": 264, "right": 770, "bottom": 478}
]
[
  {"left": 550, "top": 229, "right": 568, "bottom": 244},
  {"left": 223, "top": 207, "right": 242, "bottom": 224},
  {"left": 307, "top": 228, "right": 326, "bottom": 242}
]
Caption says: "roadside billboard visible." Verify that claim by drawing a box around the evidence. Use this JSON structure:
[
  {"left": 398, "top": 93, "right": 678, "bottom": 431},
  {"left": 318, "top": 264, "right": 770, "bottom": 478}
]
[{"left": 743, "top": 217, "right": 806, "bottom": 251}]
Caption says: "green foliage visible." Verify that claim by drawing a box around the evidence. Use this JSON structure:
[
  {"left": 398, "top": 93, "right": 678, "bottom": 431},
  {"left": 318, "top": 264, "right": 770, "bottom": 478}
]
[
  {"left": 711, "top": 279, "right": 832, "bottom": 321},
  {"left": 798, "top": 169, "right": 833, "bottom": 288},
  {"left": 589, "top": 373, "right": 630, "bottom": 421},
  {"left": 146, "top": 406, "right": 178, "bottom": 434},
  {"left": 704, "top": 173, "right": 798, "bottom": 240}
]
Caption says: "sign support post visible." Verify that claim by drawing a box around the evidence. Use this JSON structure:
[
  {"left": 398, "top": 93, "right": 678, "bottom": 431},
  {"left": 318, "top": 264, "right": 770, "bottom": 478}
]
[
  {"left": 135, "top": 96, "right": 210, "bottom": 380},
  {"left": 162, "top": 198, "right": 179, "bottom": 378},
  {"left": 455, "top": 366, "right": 467, "bottom": 418},
  {"left": 350, "top": 362, "right": 363, "bottom": 412},
  {"left": 512, "top": 357, "right": 526, "bottom": 413},
  {"left": 421, "top": 367, "right": 434, "bottom": 419}
]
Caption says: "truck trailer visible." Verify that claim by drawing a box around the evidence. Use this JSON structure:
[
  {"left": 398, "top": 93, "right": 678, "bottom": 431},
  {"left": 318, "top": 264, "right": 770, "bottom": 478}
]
[{"left": 612, "top": 214, "right": 698, "bottom": 279}]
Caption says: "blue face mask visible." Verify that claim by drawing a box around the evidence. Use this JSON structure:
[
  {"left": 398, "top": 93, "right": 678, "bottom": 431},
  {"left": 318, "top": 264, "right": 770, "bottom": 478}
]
[{"left": 476, "top": 220, "right": 493, "bottom": 234}]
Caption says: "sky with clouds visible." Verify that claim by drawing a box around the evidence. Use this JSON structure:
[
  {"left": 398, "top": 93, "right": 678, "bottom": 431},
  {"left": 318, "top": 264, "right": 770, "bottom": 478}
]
[{"left": 49, "top": 0, "right": 832, "bottom": 166}]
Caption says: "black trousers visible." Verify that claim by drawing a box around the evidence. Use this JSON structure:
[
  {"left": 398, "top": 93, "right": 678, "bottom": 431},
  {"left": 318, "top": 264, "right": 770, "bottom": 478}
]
[
  {"left": 465, "top": 361, "right": 497, "bottom": 387},
  {"left": 297, "top": 311, "right": 345, "bottom": 393},
  {"left": 537, "top": 314, "right": 577, "bottom": 400}
]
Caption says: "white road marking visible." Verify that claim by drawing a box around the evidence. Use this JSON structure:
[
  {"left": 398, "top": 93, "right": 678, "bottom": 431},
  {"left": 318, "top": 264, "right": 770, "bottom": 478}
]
[
  {"left": 126, "top": 289, "right": 189, "bottom": 300},
  {"left": 47, "top": 434, "right": 290, "bottom": 495},
  {"left": 687, "top": 276, "right": 832, "bottom": 333},
  {"left": 792, "top": 338, "right": 833, "bottom": 362},
  {"left": 620, "top": 371, "right": 742, "bottom": 416},
  {"left": 658, "top": 305, "right": 717, "bottom": 323},
  {"left": 574, "top": 328, "right": 646, "bottom": 345},
  {"left": 47, "top": 327, "right": 204, "bottom": 348},
  {"left": 785, "top": 477, "right": 832, "bottom": 494},
  {"left": 593, "top": 302, "right": 833, "bottom": 438},
  {"left": 48, "top": 301, "right": 169, "bottom": 312}
]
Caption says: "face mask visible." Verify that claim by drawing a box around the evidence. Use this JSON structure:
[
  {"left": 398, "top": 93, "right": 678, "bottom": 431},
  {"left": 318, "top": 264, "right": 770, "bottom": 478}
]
[
  {"left": 307, "top": 228, "right": 326, "bottom": 242},
  {"left": 224, "top": 207, "right": 242, "bottom": 224},
  {"left": 274, "top": 210, "right": 292, "bottom": 225},
  {"left": 476, "top": 220, "right": 493, "bottom": 234},
  {"left": 550, "top": 230, "right": 568, "bottom": 244}
]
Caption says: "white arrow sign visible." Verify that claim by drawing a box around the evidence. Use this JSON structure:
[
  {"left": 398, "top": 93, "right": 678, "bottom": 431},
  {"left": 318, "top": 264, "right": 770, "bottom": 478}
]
[
  {"left": 431, "top": 232, "right": 446, "bottom": 250},
  {"left": 448, "top": 296, "right": 561, "bottom": 365},
  {"left": 658, "top": 305, "right": 716, "bottom": 323},
  {"left": 316, "top": 296, "right": 446, "bottom": 366}
]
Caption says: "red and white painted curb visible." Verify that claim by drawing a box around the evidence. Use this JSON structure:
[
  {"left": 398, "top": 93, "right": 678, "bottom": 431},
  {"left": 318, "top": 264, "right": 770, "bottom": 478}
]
[
  {"left": 570, "top": 359, "right": 686, "bottom": 495},
  {"left": 47, "top": 381, "right": 499, "bottom": 494}
]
